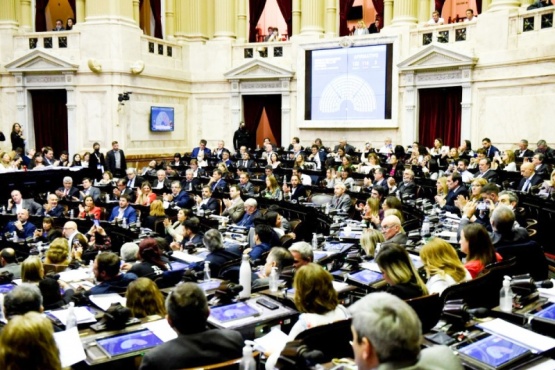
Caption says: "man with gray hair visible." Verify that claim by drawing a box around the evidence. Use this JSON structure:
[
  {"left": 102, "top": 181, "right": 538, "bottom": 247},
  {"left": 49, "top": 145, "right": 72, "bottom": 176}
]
[
  {"left": 189, "top": 229, "right": 240, "bottom": 276},
  {"left": 3, "top": 284, "right": 43, "bottom": 319},
  {"left": 55, "top": 176, "right": 79, "bottom": 201},
  {"left": 490, "top": 205, "right": 529, "bottom": 247},
  {"left": 288, "top": 241, "right": 314, "bottom": 270},
  {"left": 235, "top": 198, "right": 259, "bottom": 228},
  {"left": 139, "top": 283, "right": 243, "bottom": 370},
  {"left": 120, "top": 242, "right": 139, "bottom": 263},
  {"left": 349, "top": 292, "right": 462, "bottom": 370},
  {"left": 329, "top": 183, "right": 352, "bottom": 213},
  {"left": 380, "top": 215, "right": 407, "bottom": 246}
]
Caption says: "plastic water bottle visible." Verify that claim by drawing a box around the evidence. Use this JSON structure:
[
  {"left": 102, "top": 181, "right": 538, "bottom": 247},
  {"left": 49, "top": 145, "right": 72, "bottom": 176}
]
[
  {"left": 105, "top": 193, "right": 110, "bottom": 203},
  {"left": 239, "top": 342, "right": 256, "bottom": 370},
  {"left": 421, "top": 216, "right": 430, "bottom": 242},
  {"left": 203, "top": 261, "right": 211, "bottom": 281},
  {"left": 239, "top": 254, "right": 251, "bottom": 299},
  {"left": 269, "top": 266, "right": 278, "bottom": 292},
  {"left": 325, "top": 202, "right": 330, "bottom": 215},
  {"left": 499, "top": 276, "right": 513, "bottom": 312},
  {"left": 66, "top": 302, "right": 77, "bottom": 330},
  {"left": 312, "top": 233, "right": 319, "bottom": 250},
  {"left": 69, "top": 209, "right": 74, "bottom": 219},
  {"left": 375, "top": 242, "right": 382, "bottom": 256},
  {"left": 122, "top": 217, "right": 127, "bottom": 229}
]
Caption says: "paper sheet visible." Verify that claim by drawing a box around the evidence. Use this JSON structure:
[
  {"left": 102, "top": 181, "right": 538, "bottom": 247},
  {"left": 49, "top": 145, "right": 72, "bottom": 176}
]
[
  {"left": 172, "top": 250, "right": 206, "bottom": 263},
  {"left": 478, "top": 318, "right": 555, "bottom": 353},
  {"left": 49, "top": 306, "right": 97, "bottom": 325},
  {"left": 359, "top": 261, "right": 381, "bottom": 273},
  {"left": 89, "top": 294, "right": 127, "bottom": 311},
  {"left": 253, "top": 327, "right": 288, "bottom": 353},
  {"left": 54, "top": 327, "right": 87, "bottom": 367},
  {"left": 59, "top": 269, "right": 91, "bottom": 282},
  {"left": 143, "top": 320, "right": 178, "bottom": 342}
]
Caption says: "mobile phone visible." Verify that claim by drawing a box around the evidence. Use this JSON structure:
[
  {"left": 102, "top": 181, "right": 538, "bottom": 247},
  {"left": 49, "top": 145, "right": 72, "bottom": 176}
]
[{"left": 93, "top": 219, "right": 100, "bottom": 227}]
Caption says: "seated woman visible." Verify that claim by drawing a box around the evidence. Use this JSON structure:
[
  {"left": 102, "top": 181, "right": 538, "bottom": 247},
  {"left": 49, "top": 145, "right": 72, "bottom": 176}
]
[
  {"left": 269, "top": 152, "right": 282, "bottom": 169},
  {"left": 263, "top": 175, "right": 283, "bottom": 200},
  {"left": 135, "top": 181, "right": 157, "bottom": 206},
  {"left": 266, "top": 263, "right": 350, "bottom": 369},
  {"left": 420, "top": 238, "right": 471, "bottom": 294},
  {"left": 189, "top": 229, "right": 241, "bottom": 277},
  {"left": 126, "top": 277, "right": 166, "bottom": 318},
  {"left": 460, "top": 223, "right": 502, "bottom": 278},
  {"left": 337, "top": 155, "right": 353, "bottom": 173},
  {"left": 21, "top": 256, "right": 44, "bottom": 283},
  {"left": 144, "top": 200, "right": 166, "bottom": 230},
  {"left": 81, "top": 152, "right": 90, "bottom": 168},
  {"left": 358, "top": 153, "right": 381, "bottom": 174},
  {"left": 125, "top": 238, "right": 169, "bottom": 280},
  {"left": 457, "top": 178, "right": 487, "bottom": 212},
  {"left": 33, "top": 217, "right": 63, "bottom": 243},
  {"left": 22, "top": 254, "right": 73, "bottom": 309},
  {"left": 171, "top": 153, "right": 184, "bottom": 167},
  {"left": 164, "top": 208, "right": 189, "bottom": 243},
  {"left": 97, "top": 170, "right": 114, "bottom": 186},
  {"left": 44, "top": 238, "right": 70, "bottom": 267},
  {"left": 360, "top": 228, "right": 385, "bottom": 257},
  {"left": 336, "top": 167, "right": 355, "bottom": 190},
  {"left": 293, "top": 153, "right": 307, "bottom": 170},
  {"left": 375, "top": 244, "right": 428, "bottom": 300},
  {"left": 78, "top": 195, "right": 102, "bottom": 220},
  {"left": 356, "top": 197, "right": 381, "bottom": 228},
  {"left": 324, "top": 167, "right": 336, "bottom": 189},
  {"left": 538, "top": 169, "right": 555, "bottom": 199},
  {"left": 434, "top": 176, "right": 448, "bottom": 205}
]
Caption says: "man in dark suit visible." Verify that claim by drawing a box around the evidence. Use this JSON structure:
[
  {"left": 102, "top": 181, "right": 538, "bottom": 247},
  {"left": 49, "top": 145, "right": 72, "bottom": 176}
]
[
  {"left": 212, "top": 140, "right": 229, "bottom": 160},
  {"left": 535, "top": 139, "right": 555, "bottom": 160},
  {"left": 482, "top": 137, "right": 500, "bottom": 160},
  {"left": 397, "top": 169, "right": 417, "bottom": 200},
  {"left": 139, "top": 282, "right": 243, "bottom": 370},
  {"left": 189, "top": 229, "right": 241, "bottom": 276},
  {"left": 193, "top": 186, "right": 219, "bottom": 213},
  {"left": 191, "top": 139, "right": 211, "bottom": 159},
  {"left": 4, "top": 209, "right": 37, "bottom": 239},
  {"left": 437, "top": 173, "right": 469, "bottom": 215},
  {"left": 108, "top": 195, "right": 138, "bottom": 223},
  {"left": 475, "top": 158, "right": 498, "bottom": 183},
  {"left": 208, "top": 169, "right": 227, "bottom": 193},
  {"left": 88, "top": 142, "right": 106, "bottom": 180},
  {"left": 516, "top": 162, "right": 543, "bottom": 193},
  {"left": 55, "top": 176, "right": 80, "bottom": 201},
  {"left": 105, "top": 140, "right": 127, "bottom": 178},
  {"left": 333, "top": 138, "right": 356, "bottom": 156},
  {"left": 41, "top": 194, "right": 64, "bottom": 218},
  {"left": 125, "top": 168, "right": 144, "bottom": 189},
  {"left": 237, "top": 151, "right": 256, "bottom": 169},
  {"left": 79, "top": 177, "right": 101, "bottom": 202},
  {"left": 238, "top": 172, "right": 255, "bottom": 196},
  {"left": 7, "top": 190, "right": 41, "bottom": 216},
  {"left": 112, "top": 179, "right": 136, "bottom": 202},
  {"left": 531, "top": 153, "right": 550, "bottom": 179},
  {"left": 235, "top": 198, "right": 260, "bottom": 228},
  {"left": 514, "top": 139, "right": 534, "bottom": 159},
  {"left": 163, "top": 181, "right": 191, "bottom": 208},
  {"left": 307, "top": 144, "right": 326, "bottom": 170},
  {"left": 368, "top": 17, "right": 381, "bottom": 33},
  {"left": 329, "top": 183, "right": 352, "bottom": 213},
  {"left": 152, "top": 169, "right": 172, "bottom": 191},
  {"left": 181, "top": 169, "right": 201, "bottom": 192},
  {"left": 282, "top": 174, "right": 307, "bottom": 201}
]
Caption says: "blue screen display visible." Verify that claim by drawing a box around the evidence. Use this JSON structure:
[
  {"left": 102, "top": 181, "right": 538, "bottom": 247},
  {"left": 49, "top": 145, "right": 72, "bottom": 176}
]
[
  {"left": 150, "top": 106, "right": 174, "bottom": 132},
  {"left": 458, "top": 335, "right": 529, "bottom": 368},
  {"left": 97, "top": 329, "right": 163, "bottom": 356}
]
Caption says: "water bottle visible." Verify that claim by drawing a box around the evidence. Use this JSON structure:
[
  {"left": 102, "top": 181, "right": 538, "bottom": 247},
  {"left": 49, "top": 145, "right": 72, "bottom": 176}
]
[
  {"left": 69, "top": 209, "right": 74, "bottom": 219},
  {"left": 269, "top": 266, "right": 278, "bottom": 292},
  {"left": 105, "top": 193, "right": 110, "bottom": 203},
  {"left": 312, "top": 233, "right": 318, "bottom": 250},
  {"left": 499, "top": 276, "right": 513, "bottom": 312},
  {"left": 421, "top": 216, "right": 430, "bottom": 242},
  {"left": 203, "top": 261, "right": 211, "bottom": 281},
  {"left": 325, "top": 202, "right": 330, "bottom": 215},
  {"left": 136, "top": 218, "right": 141, "bottom": 228},
  {"left": 375, "top": 242, "right": 382, "bottom": 256},
  {"left": 239, "top": 342, "right": 256, "bottom": 370},
  {"left": 66, "top": 302, "right": 77, "bottom": 330},
  {"left": 122, "top": 217, "right": 127, "bottom": 229},
  {"left": 1, "top": 206, "right": 5, "bottom": 215},
  {"left": 239, "top": 254, "right": 251, "bottom": 299},
  {"left": 87, "top": 260, "right": 94, "bottom": 279}
]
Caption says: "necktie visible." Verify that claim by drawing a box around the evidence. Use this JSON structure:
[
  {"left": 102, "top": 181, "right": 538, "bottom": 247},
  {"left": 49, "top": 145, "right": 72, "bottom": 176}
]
[
  {"left": 523, "top": 179, "right": 531, "bottom": 192},
  {"left": 64, "top": 189, "right": 68, "bottom": 196}
]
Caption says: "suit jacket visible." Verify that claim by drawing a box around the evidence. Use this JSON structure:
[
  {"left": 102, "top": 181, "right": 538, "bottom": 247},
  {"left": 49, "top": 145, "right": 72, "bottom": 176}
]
[
  {"left": 376, "top": 345, "right": 463, "bottom": 370},
  {"left": 139, "top": 328, "right": 243, "bottom": 370},
  {"left": 239, "top": 181, "right": 255, "bottom": 196},
  {"left": 80, "top": 186, "right": 101, "bottom": 202},
  {"left": 105, "top": 149, "right": 127, "bottom": 174},
  {"left": 42, "top": 204, "right": 65, "bottom": 218},
  {"left": 373, "top": 178, "right": 388, "bottom": 188},
  {"left": 11, "top": 199, "right": 42, "bottom": 216},
  {"left": 88, "top": 151, "right": 106, "bottom": 171},
  {"left": 237, "top": 159, "right": 257, "bottom": 169},
  {"left": 152, "top": 179, "right": 172, "bottom": 190},
  {"left": 330, "top": 194, "right": 352, "bottom": 213},
  {"left": 397, "top": 181, "right": 417, "bottom": 200},
  {"left": 222, "top": 198, "right": 245, "bottom": 223},
  {"left": 211, "top": 179, "right": 228, "bottom": 193},
  {"left": 515, "top": 148, "right": 534, "bottom": 159},
  {"left": 381, "top": 231, "right": 409, "bottom": 246},
  {"left": 191, "top": 147, "right": 211, "bottom": 159},
  {"left": 198, "top": 197, "right": 219, "bottom": 213},
  {"left": 110, "top": 187, "right": 136, "bottom": 203},
  {"left": 535, "top": 163, "right": 550, "bottom": 179},
  {"left": 108, "top": 205, "right": 138, "bottom": 223},
  {"left": 236, "top": 210, "right": 259, "bottom": 228},
  {"left": 485, "top": 145, "right": 500, "bottom": 159},
  {"left": 190, "top": 248, "right": 241, "bottom": 276},
  {"left": 475, "top": 169, "right": 498, "bottom": 183},
  {"left": 517, "top": 174, "right": 543, "bottom": 192},
  {"left": 333, "top": 144, "right": 356, "bottom": 155},
  {"left": 290, "top": 185, "right": 308, "bottom": 201},
  {"left": 181, "top": 178, "right": 201, "bottom": 192},
  {"left": 443, "top": 186, "right": 469, "bottom": 214},
  {"left": 57, "top": 186, "right": 80, "bottom": 200},
  {"left": 173, "top": 190, "right": 191, "bottom": 208},
  {"left": 4, "top": 221, "right": 37, "bottom": 239},
  {"left": 213, "top": 147, "right": 230, "bottom": 159},
  {"left": 126, "top": 175, "right": 145, "bottom": 189}
]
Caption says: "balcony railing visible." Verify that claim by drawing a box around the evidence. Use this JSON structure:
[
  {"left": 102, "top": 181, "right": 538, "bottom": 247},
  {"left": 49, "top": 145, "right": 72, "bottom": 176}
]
[
  {"left": 410, "top": 23, "right": 475, "bottom": 48},
  {"left": 233, "top": 41, "right": 290, "bottom": 61},
  {"left": 14, "top": 31, "right": 79, "bottom": 51},
  {"left": 513, "top": 6, "right": 555, "bottom": 33}
]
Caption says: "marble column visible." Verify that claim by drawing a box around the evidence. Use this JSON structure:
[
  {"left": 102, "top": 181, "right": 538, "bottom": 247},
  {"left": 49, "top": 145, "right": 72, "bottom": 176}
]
[
  {"left": 299, "top": 0, "right": 324, "bottom": 37},
  {"left": 132, "top": 0, "right": 140, "bottom": 24},
  {"left": 0, "top": 0, "right": 18, "bottom": 28},
  {"left": 488, "top": 0, "right": 521, "bottom": 11},
  {"left": 20, "top": 0, "right": 32, "bottom": 32},
  {"left": 179, "top": 0, "right": 208, "bottom": 42},
  {"left": 236, "top": 0, "right": 247, "bottom": 43},
  {"left": 85, "top": 0, "right": 135, "bottom": 26},
  {"left": 76, "top": 0, "right": 85, "bottom": 24},
  {"left": 391, "top": 0, "right": 418, "bottom": 26},
  {"left": 213, "top": 0, "right": 236, "bottom": 40},
  {"left": 165, "top": 0, "right": 175, "bottom": 38},
  {"left": 519, "top": 0, "right": 534, "bottom": 7},
  {"left": 324, "top": 0, "right": 337, "bottom": 38},
  {"left": 418, "top": 0, "right": 430, "bottom": 23},
  {"left": 292, "top": 0, "right": 301, "bottom": 37},
  {"left": 383, "top": 0, "right": 394, "bottom": 26}
]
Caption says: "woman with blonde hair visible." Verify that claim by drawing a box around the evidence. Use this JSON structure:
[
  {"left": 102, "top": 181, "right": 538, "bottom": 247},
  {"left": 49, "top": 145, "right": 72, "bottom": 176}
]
[
  {"left": 21, "top": 256, "right": 44, "bottom": 283},
  {"left": 360, "top": 228, "right": 385, "bottom": 257},
  {"left": 126, "top": 277, "right": 166, "bottom": 318},
  {"left": 457, "top": 177, "right": 487, "bottom": 211},
  {"left": 263, "top": 175, "right": 282, "bottom": 200},
  {"left": 376, "top": 244, "right": 428, "bottom": 299},
  {"left": 420, "top": 238, "right": 471, "bottom": 294},
  {"left": 144, "top": 199, "right": 166, "bottom": 230},
  {"left": 436, "top": 176, "right": 448, "bottom": 199},
  {"left": 44, "top": 238, "right": 69, "bottom": 266},
  {"left": 538, "top": 169, "right": 555, "bottom": 199},
  {"left": 356, "top": 197, "right": 381, "bottom": 228},
  {"left": 0, "top": 311, "right": 61, "bottom": 370}
]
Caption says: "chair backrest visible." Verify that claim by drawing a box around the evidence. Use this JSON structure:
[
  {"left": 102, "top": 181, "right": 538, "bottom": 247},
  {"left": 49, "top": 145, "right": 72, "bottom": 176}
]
[
  {"left": 217, "top": 258, "right": 242, "bottom": 283},
  {"left": 405, "top": 293, "right": 442, "bottom": 333},
  {"left": 180, "top": 351, "right": 259, "bottom": 370},
  {"left": 280, "top": 234, "right": 294, "bottom": 249},
  {"left": 155, "top": 269, "right": 186, "bottom": 289},
  {"left": 43, "top": 263, "right": 69, "bottom": 274},
  {"left": 294, "top": 319, "right": 353, "bottom": 363},
  {"left": 496, "top": 240, "right": 548, "bottom": 281},
  {"left": 441, "top": 270, "right": 500, "bottom": 309}
]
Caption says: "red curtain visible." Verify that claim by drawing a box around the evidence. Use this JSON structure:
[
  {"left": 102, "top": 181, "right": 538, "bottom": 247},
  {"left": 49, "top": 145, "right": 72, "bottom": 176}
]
[
  {"left": 150, "top": 0, "right": 163, "bottom": 39},
  {"left": 339, "top": 0, "right": 355, "bottom": 36},
  {"left": 249, "top": 0, "right": 267, "bottom": 42},
  {"left": 435, "top": 0, "right": 446, "bottom": 14},
  {"left": 371, "top": 0, "right": 384, "bottom": 17},
  {"left": 275, "top": 0, "right": 292, "bottom": 38},
  {"left": 31, "top": 90, "right": 68, "bottom": 155},
  {"left": 242, "top": 95, "right": 282, "bottom": 147},
  {"left": 418, "top": 87, "right": 462, "bottom": 149},
  {"left": 35, "top": 0, "right": 49, "bottom": 32}
]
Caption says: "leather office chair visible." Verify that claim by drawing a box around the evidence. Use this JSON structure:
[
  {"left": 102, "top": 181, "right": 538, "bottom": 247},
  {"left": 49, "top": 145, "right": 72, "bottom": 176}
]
[
  {"left": 293, "top": 319, "right": 353, "bottom": 363},
  {"left": 496, "top": 241, "right": 548, "bottom": 281},
  {"left": 441, "top": 270, "right": 500, "bottom": 309},
  {"left": 405, "top": 293, "right": 442, "bottom": 333}
]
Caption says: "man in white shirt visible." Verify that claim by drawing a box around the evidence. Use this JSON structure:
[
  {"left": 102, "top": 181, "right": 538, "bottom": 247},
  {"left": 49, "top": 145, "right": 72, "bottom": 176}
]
[
  {"left": 378, "top": 137, "right": 393, "bottom": 154},
  {"left": 456, "top": 159, "right": 474, "bottom": 183},
  {"left": 465, "top": 9, "right": 477, "bottom": 22},
  {"left": 425, "top": 11, "right": 444, "bottom": 26}
]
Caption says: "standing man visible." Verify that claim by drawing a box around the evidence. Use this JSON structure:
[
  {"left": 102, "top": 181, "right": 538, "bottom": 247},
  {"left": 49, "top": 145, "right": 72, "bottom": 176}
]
[
  {"left": 106, "top": 140, "right": 127, "bottom": 178},
  {"left": 88, "top": 142, "right": 106, "bottom": 180},
  {"left": 233, "top": 122, "right": 251, "bottom": 152}
]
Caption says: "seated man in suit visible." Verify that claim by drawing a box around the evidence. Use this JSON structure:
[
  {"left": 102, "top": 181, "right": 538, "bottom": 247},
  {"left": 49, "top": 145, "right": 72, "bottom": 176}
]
[
  {"left": 307, "top": 144, "right": 326, "bottom": 170},
  {"left": 349, "top": 292, "right": 463, "bottom": 370},
  {"left": 189, "top": 229, "right": 241, "bottom": 276},
  {"left": 181, "top": 169, "right": 201, "bottom": 192},
  {"left": 237, "top": 151, "right": 257, "bottom": 169},
  {"left": 193, "top": 186, "right": 220, "bottom": 214},
  {"left": 41, "top": 194, "right": 64, "bottom": 218},
  {"left": 163, "top": 181, "right": 191, "bottom": 208},
  {"left": 475, "top": 158, "right": 498, "bottom": 183},
  {"left": 490, "top": 205, "right": 529, "bottom": 247},
  {"left": 436, "top": 173, "right": 469, "bottom": 215},
  {"left": 516, "top": 162, "right": 543, "bottom": 193},
  {"left": 238, "top": 172, "right": 255, "bottom": 196},
  {"left": 55, "top": 176, "right": 80, "bottom": 201},
  {"left": 482, "top": 137, "right": 500, "bottom": 160},
  {"left": 7, "top": 190, "right": 41, "bottom": 216},
  {"left": 139, "top": 282, "right": 243, "bottom": 370},
  {"left": 515, "top": 139, "right": 534, "bottom": 159},
  {"left": 253, "top": 246, "right": 294, "bottom": 289},
  {"left": 208, "top": 169, "right": 228, "bottom": 193},
  {"left": 152, "top": 169, "right": 172, "bottom": 191},
  {"left": 4, "top": 209, "right": 37, "bottom": 240},
  {"left": 380, "top": 215, "right": 408, "bottom": 246},
  {"left": 329, "top": 183, "right": 352, "bottom": 213},
  {"left": 213, "top": 140, "right": 229, "bottom": 160},
  {"left": 244, "top": 224, "right": 273, "bottom": 261},
  {"left": 235, "top": 198, "right": 260, "bottom": 228},
  {"left": 89, "top": 252, "right": 137, "bottom": 295},
  {"left": 170, "top": 217, "right": 203, "bottom": 250},
  {"left": 397, "top": 169, "right": 417, "bottom": 200},
  {"left": 112, "top": 178, "right": 137, "bottom": 202},
  {"left": 531, "top": 153, "right": 550, "bottom": 180},
  {"left": 108, "top": 195, "right": 138, "bottom": 223},
  {"left": 0, "top": 248, "right": 21, "bottom": 279},
  {"left": 79, "top": 177, "right": 101, "bottom": 202},
  {"left": 126, "top": 167, "right": 145, "bottom": 188},
  {"left": 222, "top": 185, "right": 245, "bottom": 223},
  {"left": 282, "top": 174, "right": 307, "bottom": 201},
  {"left": 191, "top": 139, "right": 211, "bottom": 160},
  {"left": 333, "top": 138, "right": 356, "bottom": 156}
]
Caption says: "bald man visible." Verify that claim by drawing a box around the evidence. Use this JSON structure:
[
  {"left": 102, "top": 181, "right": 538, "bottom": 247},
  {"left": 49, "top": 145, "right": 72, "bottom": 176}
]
[
  {"left": 4, "top": 209, "right": 37, "bottom": 240},
  {"left": 517, "top": 162, "right": 542, "bottom": 193},
  {"left": 63, "top": 221, "right": 84, "bottom": 260},
  {"left": 380, "top": 215, "right": 408, "bottom": 246}
]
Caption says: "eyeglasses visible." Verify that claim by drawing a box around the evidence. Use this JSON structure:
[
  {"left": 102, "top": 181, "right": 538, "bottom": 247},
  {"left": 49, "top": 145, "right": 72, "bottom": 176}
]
[{"left": 381, "top": 224, "right": 395, "bottom": 230}]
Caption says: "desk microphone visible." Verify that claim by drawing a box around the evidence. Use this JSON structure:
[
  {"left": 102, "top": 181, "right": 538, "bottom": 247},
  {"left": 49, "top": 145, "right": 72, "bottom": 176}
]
[{"left": 535, "top": 280, "right": 554, "bottom": 289}]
